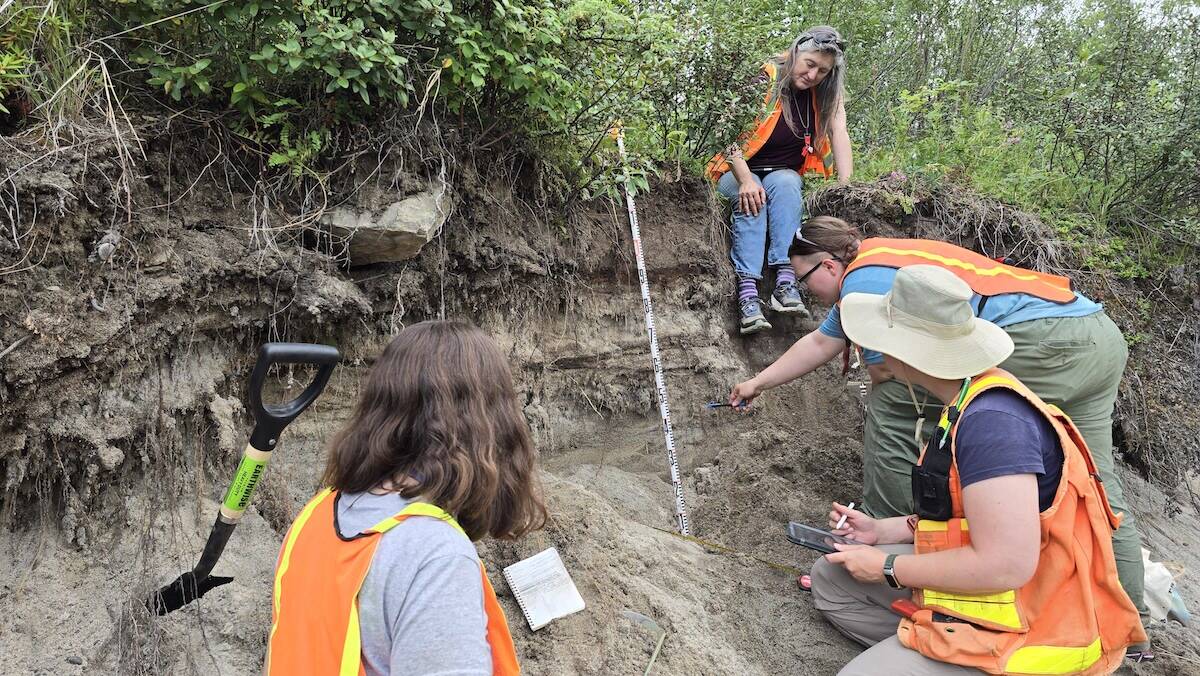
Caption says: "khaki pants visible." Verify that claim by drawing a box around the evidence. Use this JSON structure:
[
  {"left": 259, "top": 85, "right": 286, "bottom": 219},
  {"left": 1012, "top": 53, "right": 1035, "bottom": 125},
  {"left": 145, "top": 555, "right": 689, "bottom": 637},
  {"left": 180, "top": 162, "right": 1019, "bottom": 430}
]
[
  {"left": 811, "top": 545, "right": 980, "bottom": 675},
  {"left": 858, "top": 311, "right": 1146, "bottom": 614}
]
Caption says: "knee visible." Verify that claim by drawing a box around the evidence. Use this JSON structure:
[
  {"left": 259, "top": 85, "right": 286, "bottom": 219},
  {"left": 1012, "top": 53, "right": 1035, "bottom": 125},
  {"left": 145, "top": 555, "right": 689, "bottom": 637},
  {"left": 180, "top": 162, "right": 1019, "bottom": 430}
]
[
  {"left": 765, "top": 169, "right": 803, "bottom": 193},
  {"left": 774, "top": 168, "right": 802, "bottom": 184},
  {"left": 810, "top": 556, "right": 842, "bottom": 605}
]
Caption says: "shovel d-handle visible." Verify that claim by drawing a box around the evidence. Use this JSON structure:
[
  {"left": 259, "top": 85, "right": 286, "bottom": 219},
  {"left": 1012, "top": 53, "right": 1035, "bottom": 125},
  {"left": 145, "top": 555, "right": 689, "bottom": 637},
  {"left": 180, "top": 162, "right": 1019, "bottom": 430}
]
[
  {"left": 194, "top": 343, "right": 339, "bottom": 579},
  {"left": 247, "top": 342, "right": 340, "bottom": 452}
]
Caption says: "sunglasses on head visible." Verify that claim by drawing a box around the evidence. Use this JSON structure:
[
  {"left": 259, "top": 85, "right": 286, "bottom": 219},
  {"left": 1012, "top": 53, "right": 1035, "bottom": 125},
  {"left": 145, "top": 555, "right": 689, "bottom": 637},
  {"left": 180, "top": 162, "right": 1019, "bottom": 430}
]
[
  {"left": 794, "top": 234, "right": 826, "bottom": 250},
  {"left": 799, "top": 33, "right": 846, "bottom": 53}
]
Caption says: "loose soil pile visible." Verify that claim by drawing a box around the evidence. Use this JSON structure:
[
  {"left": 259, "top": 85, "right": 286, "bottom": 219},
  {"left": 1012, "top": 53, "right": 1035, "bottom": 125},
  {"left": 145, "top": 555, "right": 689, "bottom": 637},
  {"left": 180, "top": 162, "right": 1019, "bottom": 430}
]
[{"left": 2, "top": 134, "right": 1198, "bottom": 675}]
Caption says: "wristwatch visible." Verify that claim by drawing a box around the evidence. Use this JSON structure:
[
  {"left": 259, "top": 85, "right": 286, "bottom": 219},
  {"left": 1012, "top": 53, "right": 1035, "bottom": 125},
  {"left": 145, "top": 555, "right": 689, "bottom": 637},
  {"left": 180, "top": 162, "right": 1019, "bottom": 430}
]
[{"left": 883, "top": 554, "right": 904, "bottom": 589}]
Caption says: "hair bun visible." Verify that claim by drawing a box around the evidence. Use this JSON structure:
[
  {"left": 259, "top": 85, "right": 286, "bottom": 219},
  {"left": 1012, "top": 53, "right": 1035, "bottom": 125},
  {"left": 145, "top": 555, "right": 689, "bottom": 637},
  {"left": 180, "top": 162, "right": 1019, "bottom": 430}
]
[{"left": 845, "top": 238, "right": 862, "bottom": 259}]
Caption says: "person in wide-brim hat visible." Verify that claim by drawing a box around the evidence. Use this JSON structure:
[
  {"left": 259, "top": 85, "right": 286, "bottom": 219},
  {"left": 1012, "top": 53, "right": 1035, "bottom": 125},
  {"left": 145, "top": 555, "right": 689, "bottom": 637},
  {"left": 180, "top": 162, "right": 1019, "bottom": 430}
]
[
  {"left": 727, "top": 215, "right": 1149, "bottom": 648},
  {"left": 808, "top": 264, "right": 1146, "bottom": 675}
]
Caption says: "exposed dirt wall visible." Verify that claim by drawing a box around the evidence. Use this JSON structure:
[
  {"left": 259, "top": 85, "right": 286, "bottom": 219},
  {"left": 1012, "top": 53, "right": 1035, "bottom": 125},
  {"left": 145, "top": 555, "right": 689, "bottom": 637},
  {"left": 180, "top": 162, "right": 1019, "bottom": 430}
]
[{"left": 2, "top": 135, "right": 1198, "bottom": 674}]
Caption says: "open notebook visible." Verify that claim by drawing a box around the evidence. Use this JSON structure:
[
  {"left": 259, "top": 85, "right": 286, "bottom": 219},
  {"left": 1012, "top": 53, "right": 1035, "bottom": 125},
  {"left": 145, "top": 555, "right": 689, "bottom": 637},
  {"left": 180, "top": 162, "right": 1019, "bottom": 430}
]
[{"left": 502, "top": 547, "right": 586, "bottom": 631}]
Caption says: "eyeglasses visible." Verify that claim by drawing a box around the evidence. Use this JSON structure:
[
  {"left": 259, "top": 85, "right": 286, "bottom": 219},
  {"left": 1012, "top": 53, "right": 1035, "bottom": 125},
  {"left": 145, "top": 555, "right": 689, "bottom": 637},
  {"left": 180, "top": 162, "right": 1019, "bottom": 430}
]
[
  {"left": 796, "top": 260, "right": 827, "bottom": 286},
  {"left": 792, "top": 233, "right": 844, "bottom": 285},
  {"left": 796, "top": 255, "right": 844, "bottom": 284}
]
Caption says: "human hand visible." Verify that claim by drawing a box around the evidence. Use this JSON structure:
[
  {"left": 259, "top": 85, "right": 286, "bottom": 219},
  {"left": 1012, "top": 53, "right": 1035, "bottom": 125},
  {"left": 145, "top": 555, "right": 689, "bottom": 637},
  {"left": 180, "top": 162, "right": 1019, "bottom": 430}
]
[
  {"left": 728, "top": 379, "right": 760, "bottom": 410},
  {"left": 828, "top": 502, "right": 878, "bottom": 544},
  {"left": 737, "top": 180, "right": 766, "bottom": 216},
  {"left": 824, "top": 544, "right": 887, "bottom": 584}
]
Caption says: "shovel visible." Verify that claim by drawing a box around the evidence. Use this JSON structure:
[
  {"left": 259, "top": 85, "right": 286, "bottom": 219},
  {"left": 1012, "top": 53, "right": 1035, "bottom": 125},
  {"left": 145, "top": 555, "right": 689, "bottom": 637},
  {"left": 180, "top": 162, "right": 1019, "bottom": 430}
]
[
  {"left": 620, "top": 610, "right": 668, "bottom": 675},
  {"left": 148, "top": 342, "right": 340, "bottom": 615}
]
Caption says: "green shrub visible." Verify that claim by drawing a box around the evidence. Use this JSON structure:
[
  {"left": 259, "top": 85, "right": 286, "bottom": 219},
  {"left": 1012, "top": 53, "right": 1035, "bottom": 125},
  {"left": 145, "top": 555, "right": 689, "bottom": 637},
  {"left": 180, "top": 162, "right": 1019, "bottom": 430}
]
[{"left": 101, "top": 0, "right": 586, "bottom": 176}]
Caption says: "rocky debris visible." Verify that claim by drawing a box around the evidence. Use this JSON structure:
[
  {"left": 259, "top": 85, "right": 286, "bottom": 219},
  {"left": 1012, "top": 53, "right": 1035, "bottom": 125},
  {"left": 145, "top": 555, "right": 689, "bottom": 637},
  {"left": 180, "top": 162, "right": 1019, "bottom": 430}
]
[
  {"left": 90, "top": 231, "right": 120, "bottom": 263},
  {"left": 97, "top": 445, "right": 125, "bottom": 471},
  {"left": 323, "top": 176, "right": 450, "bottom": 266}
]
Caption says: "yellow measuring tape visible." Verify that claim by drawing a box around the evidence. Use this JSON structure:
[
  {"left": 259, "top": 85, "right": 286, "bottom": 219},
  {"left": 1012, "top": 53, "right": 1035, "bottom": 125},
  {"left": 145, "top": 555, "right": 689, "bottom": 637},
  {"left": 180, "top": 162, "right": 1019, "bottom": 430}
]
[{"left": 649, "top": 526, "right": 808, "bottom": 578}]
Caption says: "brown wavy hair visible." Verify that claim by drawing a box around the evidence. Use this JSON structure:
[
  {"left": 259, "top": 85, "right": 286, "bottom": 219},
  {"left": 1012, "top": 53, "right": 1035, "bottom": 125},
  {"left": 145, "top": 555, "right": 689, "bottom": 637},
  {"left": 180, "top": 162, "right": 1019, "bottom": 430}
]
[
  {"left": 322, "top": 320, "right": 547, "bottom": 541},
  {"left": 787, "top": 215, "right": 862, "bottom": 260}
]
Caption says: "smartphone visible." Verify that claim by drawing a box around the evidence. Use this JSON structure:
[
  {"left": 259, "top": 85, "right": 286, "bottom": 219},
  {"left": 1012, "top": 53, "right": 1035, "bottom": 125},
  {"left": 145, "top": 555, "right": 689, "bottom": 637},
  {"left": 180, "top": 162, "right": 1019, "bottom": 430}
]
[{"left": 786, "top": 522, "right": 858, "bottom": 555}]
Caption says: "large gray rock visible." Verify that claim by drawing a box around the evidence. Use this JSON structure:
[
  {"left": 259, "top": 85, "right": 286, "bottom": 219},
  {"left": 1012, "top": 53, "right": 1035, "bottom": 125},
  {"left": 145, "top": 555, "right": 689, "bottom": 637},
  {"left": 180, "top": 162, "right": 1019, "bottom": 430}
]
[{"left": 324, "top": 177, "right": 449, "bottom": 265}]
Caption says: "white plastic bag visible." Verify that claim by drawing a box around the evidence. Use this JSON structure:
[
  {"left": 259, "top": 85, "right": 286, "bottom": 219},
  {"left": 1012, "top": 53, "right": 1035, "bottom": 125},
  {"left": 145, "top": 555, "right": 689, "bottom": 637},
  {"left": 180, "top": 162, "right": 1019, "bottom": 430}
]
[{"left": 1143, "top": 548, "right": 1190, "bottom": 626}]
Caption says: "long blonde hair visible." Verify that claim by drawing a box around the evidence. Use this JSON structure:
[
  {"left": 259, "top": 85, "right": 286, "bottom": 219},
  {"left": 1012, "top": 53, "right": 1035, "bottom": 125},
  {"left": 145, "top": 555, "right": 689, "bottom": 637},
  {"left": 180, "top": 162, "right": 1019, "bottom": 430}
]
[{"left": 772, "top": 26, "right": 846, "bottom": 143}]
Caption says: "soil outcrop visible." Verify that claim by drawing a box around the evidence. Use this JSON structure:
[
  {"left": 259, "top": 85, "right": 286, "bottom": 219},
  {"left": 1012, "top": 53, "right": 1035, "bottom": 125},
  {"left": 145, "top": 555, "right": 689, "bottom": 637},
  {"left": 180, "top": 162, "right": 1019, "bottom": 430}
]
[{"left": 2, "top": 135, "right": 1197, "bottom": 674}]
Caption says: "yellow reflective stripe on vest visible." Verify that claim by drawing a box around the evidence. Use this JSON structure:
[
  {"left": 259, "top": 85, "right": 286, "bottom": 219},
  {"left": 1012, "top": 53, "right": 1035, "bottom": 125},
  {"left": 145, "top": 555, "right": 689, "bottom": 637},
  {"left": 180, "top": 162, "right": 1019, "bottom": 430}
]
[
  {"left": 368, "top": 501, "right": 467, "bottom": 538},
  {"left": 967, "top": 375, "right": 1018, "bottom": 395},
  {"left": 938, "top": 375, "right": 1020, "bottom": 428},
  {"left": 921, "top": 374, "right": 1026, "bottom": 631},
  {"left": 916, "top": 519, "right": 969, "bottom": 532},
  {"left": 340, "top": 598, "right": 362, "bottom": 676},
  {"left": 923, "top": 588, "right": 1023, "bottom": 630},
  {"left": 856, "top": 246, "right": 1044, "bottom": 282},
  {"left": 1005, "top": 636, "right": 1103, "bottom": 674},
  {"left": 268, "top": 488, "right": 333, "bottom": 650},
  {"left": 341, "top": 500, "right": 464, "bottom": 675}
]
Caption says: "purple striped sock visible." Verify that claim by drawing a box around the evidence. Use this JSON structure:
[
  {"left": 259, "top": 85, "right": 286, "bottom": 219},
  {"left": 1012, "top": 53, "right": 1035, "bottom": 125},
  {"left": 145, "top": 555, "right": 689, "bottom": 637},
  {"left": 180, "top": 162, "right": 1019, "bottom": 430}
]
[
  {"left": 738, "top": 278, "right": 758, "bottom": 302},
  {"left": 775, "top": 264, "right": 796, "bottom": 287}
]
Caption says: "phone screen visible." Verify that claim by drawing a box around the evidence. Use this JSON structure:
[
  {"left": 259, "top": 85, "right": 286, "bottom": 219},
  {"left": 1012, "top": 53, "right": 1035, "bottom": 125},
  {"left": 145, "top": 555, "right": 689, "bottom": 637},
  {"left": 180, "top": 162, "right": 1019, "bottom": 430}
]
[{"left": 785, "top": 522, "right": 858, "bottom": 554}]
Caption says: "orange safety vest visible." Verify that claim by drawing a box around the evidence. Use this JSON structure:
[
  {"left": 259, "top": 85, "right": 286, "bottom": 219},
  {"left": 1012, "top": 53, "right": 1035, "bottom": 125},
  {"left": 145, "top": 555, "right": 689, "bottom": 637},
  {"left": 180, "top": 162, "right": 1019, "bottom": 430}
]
[
  {"left": 706, "top": 59, "right": 835, "bottom": 182},
  {"left": 266, "top": 489, "right": 520, "bottom": 676},
  {"left": 900, "top": 369, "right": 1145, "bottom": 675},
  {"left": 843, "top": 238, "right": 1076, "bottom": 304}
]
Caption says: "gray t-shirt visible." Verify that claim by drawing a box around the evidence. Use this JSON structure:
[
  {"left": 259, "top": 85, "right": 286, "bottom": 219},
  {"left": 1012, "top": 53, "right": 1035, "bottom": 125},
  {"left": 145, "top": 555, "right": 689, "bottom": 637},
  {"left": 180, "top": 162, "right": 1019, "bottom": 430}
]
[{"left": 336, "top": 491, "right": 493, "bottom": 676}]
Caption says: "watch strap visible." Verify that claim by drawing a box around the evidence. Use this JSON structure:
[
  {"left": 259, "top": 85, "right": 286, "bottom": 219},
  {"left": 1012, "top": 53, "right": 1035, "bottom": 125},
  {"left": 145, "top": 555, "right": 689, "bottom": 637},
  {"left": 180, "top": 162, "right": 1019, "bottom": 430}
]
[{"left": 883, "top": 553, "right": 903, "bottom": 589}]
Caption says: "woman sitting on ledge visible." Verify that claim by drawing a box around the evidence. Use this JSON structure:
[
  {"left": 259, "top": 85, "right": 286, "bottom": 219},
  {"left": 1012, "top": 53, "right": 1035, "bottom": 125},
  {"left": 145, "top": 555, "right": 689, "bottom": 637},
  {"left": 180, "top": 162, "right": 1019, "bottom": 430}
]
[{"left": 706, "top": 25, "right": 854, "bottom": 334}]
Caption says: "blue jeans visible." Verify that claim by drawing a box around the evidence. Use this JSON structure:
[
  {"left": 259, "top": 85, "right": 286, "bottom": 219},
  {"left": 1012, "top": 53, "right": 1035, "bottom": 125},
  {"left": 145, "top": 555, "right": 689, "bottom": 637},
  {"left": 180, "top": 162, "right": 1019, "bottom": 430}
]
[{"left": 717, "top": 169, "right": 804, "bottom": 280}]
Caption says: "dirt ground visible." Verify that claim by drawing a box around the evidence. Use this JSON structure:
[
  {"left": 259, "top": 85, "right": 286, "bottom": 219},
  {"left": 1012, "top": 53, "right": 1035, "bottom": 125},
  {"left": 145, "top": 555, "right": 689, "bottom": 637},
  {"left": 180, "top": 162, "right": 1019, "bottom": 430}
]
[{"left": 1, "top": 135, "right": 1198, "bottom": 675}]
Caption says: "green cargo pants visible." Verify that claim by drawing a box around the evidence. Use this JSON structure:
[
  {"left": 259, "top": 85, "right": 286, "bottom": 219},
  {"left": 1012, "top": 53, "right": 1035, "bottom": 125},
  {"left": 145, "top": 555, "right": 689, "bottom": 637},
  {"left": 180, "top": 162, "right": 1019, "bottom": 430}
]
[{"left": 859, "top": 311, "right": 1146, "bottom": 615}]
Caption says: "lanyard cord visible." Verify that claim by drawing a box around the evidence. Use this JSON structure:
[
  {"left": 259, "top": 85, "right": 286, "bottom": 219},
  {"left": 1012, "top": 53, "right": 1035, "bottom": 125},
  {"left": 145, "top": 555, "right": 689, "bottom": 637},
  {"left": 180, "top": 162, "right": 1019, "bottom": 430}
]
[
  {"left": 937, "top": 377, "right": 973, "bottom": 450},
  {"left": 952, "top": 377, "right": 972, "bottom": 409},
  {"left": 799, "top": 90, "right": 812, "bottom": 134}
]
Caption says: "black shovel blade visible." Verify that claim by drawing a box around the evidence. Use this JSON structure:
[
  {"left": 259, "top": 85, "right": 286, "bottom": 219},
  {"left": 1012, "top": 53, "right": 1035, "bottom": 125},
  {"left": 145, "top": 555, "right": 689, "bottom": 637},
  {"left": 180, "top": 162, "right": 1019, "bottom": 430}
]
[{"left": 148, "top": 571, "right": 234, "bottom": 615}]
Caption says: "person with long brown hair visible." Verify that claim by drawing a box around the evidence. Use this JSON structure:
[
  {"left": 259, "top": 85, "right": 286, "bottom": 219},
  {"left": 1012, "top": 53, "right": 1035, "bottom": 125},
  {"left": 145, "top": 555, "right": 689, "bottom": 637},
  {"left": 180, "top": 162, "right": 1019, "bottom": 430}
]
[
  {"left": 706, "top": 26, "right": 854, "bottom": 334},
  {"left": 728, "top": 216, "right": 1151, "bottom": 655},
  {"left": 266, "top": 320, "right": 546, "bottom": 676}
]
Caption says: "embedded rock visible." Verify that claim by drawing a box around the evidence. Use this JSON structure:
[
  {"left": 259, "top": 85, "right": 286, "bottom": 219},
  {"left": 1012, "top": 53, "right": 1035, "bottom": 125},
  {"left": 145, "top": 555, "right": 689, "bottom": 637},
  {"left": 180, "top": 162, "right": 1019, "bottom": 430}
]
[{"left": 324, "top": 178, "right": 450, "bottom": 265}]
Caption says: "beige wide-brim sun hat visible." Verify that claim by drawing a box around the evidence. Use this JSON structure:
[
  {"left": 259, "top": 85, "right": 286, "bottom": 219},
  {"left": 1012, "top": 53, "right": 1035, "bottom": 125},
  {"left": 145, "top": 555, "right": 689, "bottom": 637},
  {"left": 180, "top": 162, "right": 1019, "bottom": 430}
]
[{"left": 841, "top": 265, "right": 1015, "bottom": 380}]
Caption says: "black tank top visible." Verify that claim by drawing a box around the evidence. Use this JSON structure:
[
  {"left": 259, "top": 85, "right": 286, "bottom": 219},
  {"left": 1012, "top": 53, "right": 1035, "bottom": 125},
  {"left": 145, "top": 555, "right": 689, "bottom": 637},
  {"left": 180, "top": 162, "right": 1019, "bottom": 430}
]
[{"left": 747, "top": 88, "right": 814, "bottom": 170}]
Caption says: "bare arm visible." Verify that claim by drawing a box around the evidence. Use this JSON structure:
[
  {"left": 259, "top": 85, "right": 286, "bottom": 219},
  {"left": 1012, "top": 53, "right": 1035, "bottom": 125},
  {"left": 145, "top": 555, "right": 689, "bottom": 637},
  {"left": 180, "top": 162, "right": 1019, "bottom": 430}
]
[
  {"left": 755, "top": 329, "right": 845, "bottom": 389},
  {"left": 829, "top": 96, "right": 853, "bottom": 184},
  {"left": 729, "top": 329, "right": 845, "bottom": 406},
  {"left": 893, "top": 474, "right": 1041, "bottom": 593},
  {"left": 728, "top": 153, "right": 756, "bottom": 185}
]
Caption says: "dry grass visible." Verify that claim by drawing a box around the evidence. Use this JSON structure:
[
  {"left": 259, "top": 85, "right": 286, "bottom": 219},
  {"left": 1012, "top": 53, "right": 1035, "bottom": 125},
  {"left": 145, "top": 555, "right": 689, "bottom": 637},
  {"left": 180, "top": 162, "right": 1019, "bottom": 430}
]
[{"left": 807, "top": 179, "right": 1067, "bottom": 274}]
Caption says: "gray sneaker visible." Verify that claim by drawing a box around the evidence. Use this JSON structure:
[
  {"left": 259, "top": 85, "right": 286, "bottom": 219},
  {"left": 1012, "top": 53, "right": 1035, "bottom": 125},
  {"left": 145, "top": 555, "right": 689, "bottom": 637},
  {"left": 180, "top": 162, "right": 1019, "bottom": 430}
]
[
  {"left": 739, "top": 297, "right": 772, "bottom": 334},
  {"left": 770, "top": 281, "right": 810, "bottom": 317}
]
